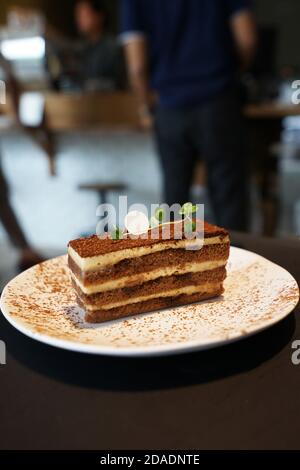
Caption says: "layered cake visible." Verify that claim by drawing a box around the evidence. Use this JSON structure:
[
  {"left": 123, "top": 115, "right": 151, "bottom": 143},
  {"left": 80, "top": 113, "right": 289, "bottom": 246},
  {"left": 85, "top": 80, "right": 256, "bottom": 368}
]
[{"left": 68, "top": 221, "right": 230, "bottom": 323}]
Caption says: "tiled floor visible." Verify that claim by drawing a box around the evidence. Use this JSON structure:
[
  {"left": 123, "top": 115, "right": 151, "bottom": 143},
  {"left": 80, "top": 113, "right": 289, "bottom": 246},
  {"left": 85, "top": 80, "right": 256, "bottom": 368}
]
[{"left": 0, "top": 130, "right": 161, "bottom": 251}]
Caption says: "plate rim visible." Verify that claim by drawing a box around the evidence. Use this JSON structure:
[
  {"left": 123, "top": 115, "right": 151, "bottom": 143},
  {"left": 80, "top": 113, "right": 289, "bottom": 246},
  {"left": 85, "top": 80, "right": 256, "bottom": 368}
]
[{"left": 1, "top": 247, "right": 299, "bottom": 357}]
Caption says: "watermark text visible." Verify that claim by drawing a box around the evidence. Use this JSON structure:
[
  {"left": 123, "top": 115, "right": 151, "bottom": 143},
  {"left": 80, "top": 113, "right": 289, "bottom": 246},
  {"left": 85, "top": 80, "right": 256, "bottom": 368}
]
[
  {"left": 292, "top": 340, "right": 300, "bottom": 365},
  {"left": 95, "top": 197, "right": 205, "bottom": 250},
  {"left": 0, "top": 341, "right": 6, "bottom": 365},
  {"left": 0, "top": 80, "right": 6, "bottom": 105},
  {"left": 292, "top": 80, "right": 300, "bottom": 105}
]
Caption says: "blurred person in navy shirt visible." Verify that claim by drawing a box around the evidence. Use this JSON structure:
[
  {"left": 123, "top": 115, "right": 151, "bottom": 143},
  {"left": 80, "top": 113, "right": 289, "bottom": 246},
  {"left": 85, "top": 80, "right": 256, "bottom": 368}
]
[{"left": 120, "top": 0, "right": 257, "bottom": 230}]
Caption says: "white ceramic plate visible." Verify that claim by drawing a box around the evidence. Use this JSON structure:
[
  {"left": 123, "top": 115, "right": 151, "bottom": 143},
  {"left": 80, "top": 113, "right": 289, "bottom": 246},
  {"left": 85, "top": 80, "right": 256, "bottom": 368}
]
[{"left": 1, "top": 247, "right": 299, "bottom": 357}]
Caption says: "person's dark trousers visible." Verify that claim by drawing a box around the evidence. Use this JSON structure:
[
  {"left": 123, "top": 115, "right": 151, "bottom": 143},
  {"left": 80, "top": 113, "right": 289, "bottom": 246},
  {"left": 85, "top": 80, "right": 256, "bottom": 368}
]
[
  {"left": 0, "top": 159, "right": 28, "bottom": 249},
  {"left": 154, "top": 88, "right": 249, "bottom": 231}
]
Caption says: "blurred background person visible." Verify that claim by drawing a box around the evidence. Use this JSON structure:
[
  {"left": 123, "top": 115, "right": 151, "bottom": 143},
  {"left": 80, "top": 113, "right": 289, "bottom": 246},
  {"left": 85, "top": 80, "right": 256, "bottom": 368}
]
[
  {"left": 74, "top": 0, "right": 124, "bottom": 90},
  {"left": 0, "top": 52, "right": 43, "bottom": 272},
  {"left": 120, "top": 0, "right": 258, "bottom": 230},
  {"left": 46, "top": 0, "right": 125, "bottom": 91}
]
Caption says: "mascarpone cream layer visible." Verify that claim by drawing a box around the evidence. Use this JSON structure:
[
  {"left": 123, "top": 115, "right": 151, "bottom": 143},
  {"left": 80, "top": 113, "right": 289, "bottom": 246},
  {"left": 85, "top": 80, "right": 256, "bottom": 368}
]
[
  {"left": 84, "top": 282, "right": 222, "bottom": 311},
  {"left": 69, "top": 235, "right": 229, "bottom": 271},
  {"left": 72, "top": 259, "right": 227, "bottom": 294}
]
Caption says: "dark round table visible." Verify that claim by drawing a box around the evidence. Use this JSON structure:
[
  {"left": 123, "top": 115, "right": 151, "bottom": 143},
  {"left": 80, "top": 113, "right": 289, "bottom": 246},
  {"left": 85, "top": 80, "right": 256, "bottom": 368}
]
[{"left": 0, "top": 233, "right": 299, "bottom": 450}]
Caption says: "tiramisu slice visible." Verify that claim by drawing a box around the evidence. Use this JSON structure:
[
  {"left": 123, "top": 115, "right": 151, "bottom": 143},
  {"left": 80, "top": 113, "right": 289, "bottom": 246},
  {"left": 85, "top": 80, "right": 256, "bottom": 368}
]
[{"left": 68, "top": 221, "right": 230, "bottom": 323}]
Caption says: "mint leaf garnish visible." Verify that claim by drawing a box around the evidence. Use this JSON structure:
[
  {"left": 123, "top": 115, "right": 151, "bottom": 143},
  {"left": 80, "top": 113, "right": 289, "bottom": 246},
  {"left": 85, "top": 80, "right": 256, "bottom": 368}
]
[
  {"left": 179, "top": 202, "right": 198, "bottom": 217},
  {"left": 154, "top": 208, "right": 165, "bottom": 224},
  {"left": 184, "top": 219, "right": 197, "bottom": 234},
  {"left": 111, "top": 226, "right": 123, "bottom": 240}
]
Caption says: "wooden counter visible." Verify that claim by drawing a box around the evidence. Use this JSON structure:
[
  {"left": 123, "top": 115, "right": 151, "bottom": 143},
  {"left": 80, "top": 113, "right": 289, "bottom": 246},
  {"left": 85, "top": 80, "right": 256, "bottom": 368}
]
[
  {"left": 43, "top": 92, "right": 140, "bottom": 130},
  {"left": 2, "top": 91, "right": 300, "bottom": 130}
]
